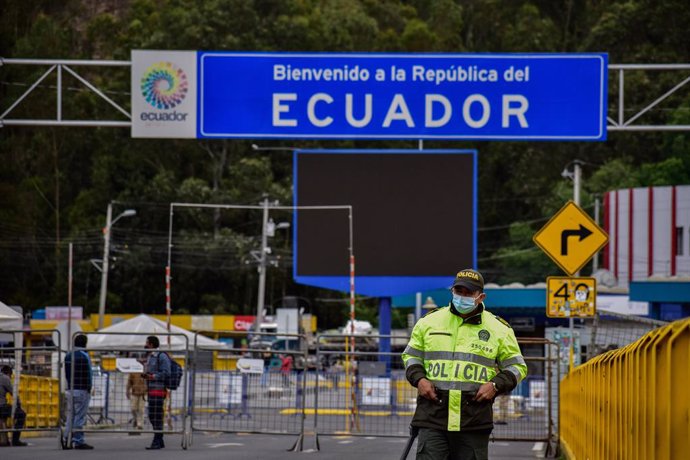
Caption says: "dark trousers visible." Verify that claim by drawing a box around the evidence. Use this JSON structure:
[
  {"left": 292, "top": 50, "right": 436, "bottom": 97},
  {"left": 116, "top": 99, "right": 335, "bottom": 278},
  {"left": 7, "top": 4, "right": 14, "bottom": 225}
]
[
  {"left": 416, "top": 427, "right": 491, "bottom": 460},
  {"left": 0, "top": 404, "right": 25, "bottom": 443},
  {"left": 147, "top": 396, "right": 165, "bottom": 446}
]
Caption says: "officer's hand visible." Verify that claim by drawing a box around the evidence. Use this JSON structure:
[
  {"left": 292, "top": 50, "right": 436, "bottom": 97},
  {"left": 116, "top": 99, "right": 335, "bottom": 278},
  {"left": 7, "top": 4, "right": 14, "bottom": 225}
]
[
  {"left": 417, "top": 378, "right": 439, "bottom": 403},
  {"left": 473, "top": 382, "right": 497, "bottom": 402}
]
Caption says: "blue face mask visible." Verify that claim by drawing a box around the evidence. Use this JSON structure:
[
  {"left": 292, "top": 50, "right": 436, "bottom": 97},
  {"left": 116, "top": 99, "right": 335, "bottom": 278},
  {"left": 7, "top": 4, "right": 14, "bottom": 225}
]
[{"left": 452, "top": 294, "right": 477, "bottom": 314}]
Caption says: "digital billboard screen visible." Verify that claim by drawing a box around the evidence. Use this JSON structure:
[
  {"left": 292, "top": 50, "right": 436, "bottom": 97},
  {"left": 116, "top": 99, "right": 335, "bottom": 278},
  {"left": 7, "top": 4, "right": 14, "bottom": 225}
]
[{"left": 294, "top": 149, "right": 476, "bottom": 296}]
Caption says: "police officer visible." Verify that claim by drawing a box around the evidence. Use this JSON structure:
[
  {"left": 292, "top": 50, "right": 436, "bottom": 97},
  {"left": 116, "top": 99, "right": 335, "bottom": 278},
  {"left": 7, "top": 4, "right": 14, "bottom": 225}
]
[{"left": 402, "top": 269, "right": 527, "bottom": 460}]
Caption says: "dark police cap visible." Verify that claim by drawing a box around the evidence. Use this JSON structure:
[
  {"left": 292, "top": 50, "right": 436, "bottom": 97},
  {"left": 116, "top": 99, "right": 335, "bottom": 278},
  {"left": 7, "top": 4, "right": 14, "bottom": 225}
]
[{"left": 452, "top": 269, "right": 484, "bottom": 291}]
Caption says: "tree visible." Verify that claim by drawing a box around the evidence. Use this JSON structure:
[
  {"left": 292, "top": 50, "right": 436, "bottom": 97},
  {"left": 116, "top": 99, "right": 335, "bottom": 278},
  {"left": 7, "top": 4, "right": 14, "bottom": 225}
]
[{"left": 1, "top": 0, "right": 690, "bottom": 309}]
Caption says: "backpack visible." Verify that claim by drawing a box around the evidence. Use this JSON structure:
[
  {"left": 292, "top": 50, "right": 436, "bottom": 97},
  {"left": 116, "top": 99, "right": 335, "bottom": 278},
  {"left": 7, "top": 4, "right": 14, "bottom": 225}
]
[{"left": 158, "top": 352, "right": 183, "bottom": 391}]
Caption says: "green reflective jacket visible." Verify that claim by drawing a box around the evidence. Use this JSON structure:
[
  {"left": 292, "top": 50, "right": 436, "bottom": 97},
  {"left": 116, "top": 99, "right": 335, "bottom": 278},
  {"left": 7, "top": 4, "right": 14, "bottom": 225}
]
[{"left": 402, "top": 304, "right": 527, "bottom": 432}]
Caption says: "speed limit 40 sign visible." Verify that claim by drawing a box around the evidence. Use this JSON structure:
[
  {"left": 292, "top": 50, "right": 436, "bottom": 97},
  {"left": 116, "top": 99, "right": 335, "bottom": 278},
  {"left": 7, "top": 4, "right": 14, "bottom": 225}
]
[{"left": 546, "top": 276, "right": 596, "bottom": 318}]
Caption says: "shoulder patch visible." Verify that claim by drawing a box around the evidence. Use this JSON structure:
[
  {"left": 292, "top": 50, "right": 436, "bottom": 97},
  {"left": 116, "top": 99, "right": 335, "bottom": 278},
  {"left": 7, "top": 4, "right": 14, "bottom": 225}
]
[{"left": 495, "top": 315, "right": 512, "bottom": 328}]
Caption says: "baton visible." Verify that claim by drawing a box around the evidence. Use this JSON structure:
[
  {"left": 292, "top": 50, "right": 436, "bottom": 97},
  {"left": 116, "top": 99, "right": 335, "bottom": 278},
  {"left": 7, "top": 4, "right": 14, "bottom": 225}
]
[{"left": 399, "top": 425, "right": 420, "bottom": 460}]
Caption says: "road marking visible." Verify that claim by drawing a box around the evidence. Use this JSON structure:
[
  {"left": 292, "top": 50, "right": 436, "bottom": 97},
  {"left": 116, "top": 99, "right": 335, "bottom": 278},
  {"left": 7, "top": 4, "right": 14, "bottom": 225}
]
[
  {"left": 532, "top": 442, "right": 544, "bottom": 451},
  {"left": 208, "top": 442, "right": 244, "bottom": 448}
]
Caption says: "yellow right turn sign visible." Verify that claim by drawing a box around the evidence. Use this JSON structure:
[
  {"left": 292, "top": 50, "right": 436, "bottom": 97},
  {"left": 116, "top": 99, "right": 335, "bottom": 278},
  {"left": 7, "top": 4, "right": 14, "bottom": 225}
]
[{"left": 533, "top": 201, "right": 608, "bottom": 276}]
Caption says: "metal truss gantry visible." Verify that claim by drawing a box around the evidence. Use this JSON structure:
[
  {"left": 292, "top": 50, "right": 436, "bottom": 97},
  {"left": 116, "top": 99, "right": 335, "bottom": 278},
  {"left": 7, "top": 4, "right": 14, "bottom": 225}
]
[{"left": 1, "top": 58, "right": 689, "bottom": 132}]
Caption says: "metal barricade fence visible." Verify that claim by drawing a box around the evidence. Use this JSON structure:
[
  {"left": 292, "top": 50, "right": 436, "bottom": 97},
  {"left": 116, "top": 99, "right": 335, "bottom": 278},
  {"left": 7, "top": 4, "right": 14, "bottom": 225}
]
[
  {"left": 491, "top": 338, "right": 560, "bottom": 456},
  {"left": 63, "top": 332, "right": 191, "bottom": 449},
  {"left": 0, "top": 329, "right": 61, "bottom": 441},
  {"left": 0, "top": 328, "right": 562, "bottom": 452},
  {"left": 191, "top": 331, "right": 308, "bottom": 444},
  {"left": 310, "top": 335, "right": 560, "bottom": 452},
  {"left": 313, "top": 334, "right": 410, "bottom": 439}
]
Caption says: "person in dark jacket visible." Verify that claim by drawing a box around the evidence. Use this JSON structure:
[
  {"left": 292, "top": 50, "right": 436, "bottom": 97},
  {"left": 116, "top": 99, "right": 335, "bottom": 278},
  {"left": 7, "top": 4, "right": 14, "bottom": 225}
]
[
  {"left": 144, "top": 336, "right": 171, "bottom": 450},
  {"left": 63, "top": 334, "right": 94, "bottom": 450},
  {"left": 0, "top": 365, "right": 27, "bottom": 446}
]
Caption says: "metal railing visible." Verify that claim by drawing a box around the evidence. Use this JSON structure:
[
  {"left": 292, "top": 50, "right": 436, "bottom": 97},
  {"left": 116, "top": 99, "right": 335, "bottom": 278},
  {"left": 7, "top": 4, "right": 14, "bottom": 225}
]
[{"left": 560, "top": 317, "right": 690, "bottom": 459}]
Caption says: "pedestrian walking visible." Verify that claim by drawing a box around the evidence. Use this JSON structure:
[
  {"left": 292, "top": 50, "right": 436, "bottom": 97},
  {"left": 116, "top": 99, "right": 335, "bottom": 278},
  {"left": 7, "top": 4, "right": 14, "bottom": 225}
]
[
  {"left": 402, "top": 269, "right": 527, "bottom": 460},
  {"left": 63, "top": 334, "right": 94, "bottom": 450}
]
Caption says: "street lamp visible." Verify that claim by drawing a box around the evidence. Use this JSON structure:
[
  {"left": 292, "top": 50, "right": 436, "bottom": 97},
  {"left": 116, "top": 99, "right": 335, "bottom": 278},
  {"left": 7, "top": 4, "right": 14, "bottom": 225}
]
[
  {"left": 266, "top": 217, "right": 290, "bottom": 237},
  {"left": 98, "top": 204, "right": 136, "bottom": 330},
  {"left": 561, "top": 159, "right": 583, "bottom": 205},
  {"left": 255, "top": 199, "right": 291, "bottom": 331}
]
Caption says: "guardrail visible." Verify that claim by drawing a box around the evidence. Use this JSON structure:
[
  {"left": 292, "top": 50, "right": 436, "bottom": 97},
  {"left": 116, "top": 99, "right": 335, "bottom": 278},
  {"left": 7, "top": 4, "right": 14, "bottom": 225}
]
[{"left": 560, "top": 317, "right": 690, "bottom": 459}]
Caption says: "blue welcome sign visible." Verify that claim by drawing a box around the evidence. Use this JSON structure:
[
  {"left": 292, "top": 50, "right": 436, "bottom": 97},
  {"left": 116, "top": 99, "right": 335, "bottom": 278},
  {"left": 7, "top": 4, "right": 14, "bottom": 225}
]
[{"left": 198, "top": 52, "right": 607, "bottom": 141}]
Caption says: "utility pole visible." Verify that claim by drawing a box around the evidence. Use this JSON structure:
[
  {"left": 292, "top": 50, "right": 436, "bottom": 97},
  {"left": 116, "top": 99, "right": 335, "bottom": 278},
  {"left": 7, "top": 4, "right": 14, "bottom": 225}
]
[
  {"left": 573, "top": 161, "right": 581, "bottom": 207},
  {"left": 570, "top": 160, "right": 582, "bottom": 371},
  {"left": 97, "top": 203, "right": 113, "bottom": 330},
  {"left": 97, "top": 204, "right": 136, "bottom": 330},
  {"left": 255, "top": 197, "right": 270, "bottom": 331}
]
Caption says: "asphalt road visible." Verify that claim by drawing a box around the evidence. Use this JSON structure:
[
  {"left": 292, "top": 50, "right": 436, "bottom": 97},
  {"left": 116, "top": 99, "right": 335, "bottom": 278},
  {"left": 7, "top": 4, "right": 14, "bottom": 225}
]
[{"left": 3, "top": 432, "right": 549, "bottom": 459}]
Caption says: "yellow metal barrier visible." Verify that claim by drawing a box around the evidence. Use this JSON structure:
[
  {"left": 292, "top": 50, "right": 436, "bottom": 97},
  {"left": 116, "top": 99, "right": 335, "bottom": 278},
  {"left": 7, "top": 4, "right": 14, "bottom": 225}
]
[
  {"left": 8, "top": 374, "right": 60, "bottom": 429},
  {"left": 560, "top": 317, "right": 690, "bottom": 459},
  {"left": 213, "top": 351, "right": 238, "bottom": 371}
]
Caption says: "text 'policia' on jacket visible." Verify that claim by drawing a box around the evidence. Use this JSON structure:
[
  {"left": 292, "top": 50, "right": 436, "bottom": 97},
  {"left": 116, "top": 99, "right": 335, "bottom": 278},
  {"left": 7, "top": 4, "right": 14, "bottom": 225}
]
[{"left": 402, "top": 304, "right": 527, "bottom": 432}]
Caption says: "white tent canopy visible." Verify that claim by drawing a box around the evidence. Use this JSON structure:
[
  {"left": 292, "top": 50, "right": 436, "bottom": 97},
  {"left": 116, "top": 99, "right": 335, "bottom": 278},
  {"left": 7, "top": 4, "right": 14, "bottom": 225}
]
[
  {"left": 88, "top": 314, "right": 226, "bottom": 351},
  {"left": 0, "top": 301, "right": 23, "bottom": 349},
  {"left": 0, "top": 301, "right": 22, "bottom": 332}
]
